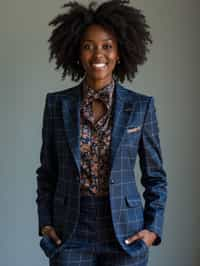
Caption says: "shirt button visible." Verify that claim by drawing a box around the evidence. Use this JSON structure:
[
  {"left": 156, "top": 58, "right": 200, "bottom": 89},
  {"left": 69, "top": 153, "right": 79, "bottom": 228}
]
[{"left": 110, "top": 179, "right": 115, "bottom": 184}]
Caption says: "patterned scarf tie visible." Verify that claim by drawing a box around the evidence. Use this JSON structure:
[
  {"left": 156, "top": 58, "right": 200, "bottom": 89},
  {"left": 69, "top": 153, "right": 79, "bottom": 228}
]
[
  {"left": 87, "top": 88, "right": 110, "bottom": 109},
  {"left": 83, "top": 80, "right": 115, "bottom": 110}
]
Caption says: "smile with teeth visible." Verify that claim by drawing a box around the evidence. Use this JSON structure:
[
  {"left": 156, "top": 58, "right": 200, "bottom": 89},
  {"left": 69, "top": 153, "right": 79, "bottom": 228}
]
[{"left": 91, "top": 63, "right": 107, "bottom": 69}]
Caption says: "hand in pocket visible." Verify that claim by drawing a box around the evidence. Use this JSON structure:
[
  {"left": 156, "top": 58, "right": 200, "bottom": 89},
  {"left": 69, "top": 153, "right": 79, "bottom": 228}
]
[
  {"left": 40, "top": 226, "right": 63, "bottom": 258},
  {"left": 40, "top": 235, "right": 63, "bottom": 258}
]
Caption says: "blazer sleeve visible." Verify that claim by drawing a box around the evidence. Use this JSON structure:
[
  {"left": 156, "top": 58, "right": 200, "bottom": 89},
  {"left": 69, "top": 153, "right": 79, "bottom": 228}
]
[
  {"left": 35, "top": 93, "right": 58, "bottom": 236},
  {"left": 138, "top": 96, "right": 168, "bottom": 245}
]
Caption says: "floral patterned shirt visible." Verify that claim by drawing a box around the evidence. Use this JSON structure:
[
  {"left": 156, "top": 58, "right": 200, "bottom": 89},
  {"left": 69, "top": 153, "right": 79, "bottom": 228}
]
[{"left": 80, "top": 79, "right": 115, "bottom": 196}]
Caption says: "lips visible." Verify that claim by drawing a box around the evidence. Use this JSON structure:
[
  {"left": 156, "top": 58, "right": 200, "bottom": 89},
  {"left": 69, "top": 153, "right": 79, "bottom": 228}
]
[{"left": 91, "top": 62, "right": 108, "bottom": 70}]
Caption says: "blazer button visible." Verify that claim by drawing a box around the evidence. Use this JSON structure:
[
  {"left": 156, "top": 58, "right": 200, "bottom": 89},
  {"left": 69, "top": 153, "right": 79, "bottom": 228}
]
[{"left": 110, "top": 179, "right": 115, "bottom": 184}]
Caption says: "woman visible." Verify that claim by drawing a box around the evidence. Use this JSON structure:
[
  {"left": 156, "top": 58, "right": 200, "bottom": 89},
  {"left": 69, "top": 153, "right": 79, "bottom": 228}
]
[{"left": 36, "top": 1, "right": 168, "bottom": 265}]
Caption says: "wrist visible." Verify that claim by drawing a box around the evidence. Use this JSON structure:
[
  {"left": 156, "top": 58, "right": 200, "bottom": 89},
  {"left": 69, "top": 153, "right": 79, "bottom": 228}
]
[{"left": 150, "top": 232, "right": 158, "bottom": 243}]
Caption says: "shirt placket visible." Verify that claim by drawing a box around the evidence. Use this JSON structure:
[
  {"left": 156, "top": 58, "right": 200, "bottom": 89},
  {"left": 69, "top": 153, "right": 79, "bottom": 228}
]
[
  {"left": 80, "top": 81, "right": 114, "bottom": 195},
  {"left": 89, "top": 126, "right": 99, "bottom": 194}
]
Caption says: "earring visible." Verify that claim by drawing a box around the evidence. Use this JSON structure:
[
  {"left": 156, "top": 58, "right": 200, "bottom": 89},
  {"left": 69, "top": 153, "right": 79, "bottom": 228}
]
[
  {"left": 117, "top": 59, "right": 120, "bottom": 64},
  {"left": 77, "top": 60, "right": 80, "bottom": 65}
]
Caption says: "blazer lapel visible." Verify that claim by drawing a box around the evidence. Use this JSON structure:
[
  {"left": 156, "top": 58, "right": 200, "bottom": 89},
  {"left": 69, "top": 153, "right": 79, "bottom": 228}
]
[
  {"left": 110, "top": 83, "right": 137, "bottom": 170},
  {"left": 61, "top": 81, "right": 137, "bottom": 177},
  {"left": 61, "top": 84, "right": 82, "bottom": 176}
]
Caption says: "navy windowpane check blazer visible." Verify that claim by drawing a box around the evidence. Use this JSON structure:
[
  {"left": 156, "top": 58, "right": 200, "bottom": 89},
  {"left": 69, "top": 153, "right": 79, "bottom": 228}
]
[{"left": 35, "top": 81, "right": 168, "bottom": 258}]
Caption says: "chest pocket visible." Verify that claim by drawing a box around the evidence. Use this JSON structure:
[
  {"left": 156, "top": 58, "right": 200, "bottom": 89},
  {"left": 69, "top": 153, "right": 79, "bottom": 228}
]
[
  {"left": 123, "top": 125, "right": 142, "bottom": 145},
  {"left": 119, "top": 125, "right": 142, "bottom": 163}
]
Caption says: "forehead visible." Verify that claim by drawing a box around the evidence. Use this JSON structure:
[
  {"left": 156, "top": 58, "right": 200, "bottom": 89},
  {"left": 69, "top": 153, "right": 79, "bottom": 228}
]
[{"left": 81, "top": 24, "right": 117, "bottom": 43}]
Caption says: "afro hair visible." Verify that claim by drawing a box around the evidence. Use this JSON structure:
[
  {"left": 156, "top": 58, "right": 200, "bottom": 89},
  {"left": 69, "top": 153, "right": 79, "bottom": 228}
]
[{"left": 48, "top": 0, "right": 153, "bottom": 82}]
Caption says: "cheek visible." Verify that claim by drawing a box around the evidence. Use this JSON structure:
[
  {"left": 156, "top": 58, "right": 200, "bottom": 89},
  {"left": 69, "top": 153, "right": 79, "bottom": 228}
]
[
  {"left": 109, "top": 50, "right": 118, "bottom": 62},
  {"left": 80, "top": 52, "right": 91, "bottom": 65},
  {"left": 108, "top": 55, "right": 118, "bottom": 68}
]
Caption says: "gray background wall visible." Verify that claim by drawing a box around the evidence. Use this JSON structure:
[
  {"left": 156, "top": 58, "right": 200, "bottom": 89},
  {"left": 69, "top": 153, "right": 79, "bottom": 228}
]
[{"left": 0, "top": 0, "right": 199, "bottom": 265}]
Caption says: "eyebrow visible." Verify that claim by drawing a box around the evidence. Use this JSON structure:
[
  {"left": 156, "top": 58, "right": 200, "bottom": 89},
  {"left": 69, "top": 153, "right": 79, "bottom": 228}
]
[{"left": 82, "top": 39, "right": 113, "bottom": 42}]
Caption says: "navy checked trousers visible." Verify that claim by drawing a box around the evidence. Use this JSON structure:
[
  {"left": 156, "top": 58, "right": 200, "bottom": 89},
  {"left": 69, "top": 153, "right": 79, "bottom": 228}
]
[{"left": 49, "top": 195, "right": 149, "bottom": 266}]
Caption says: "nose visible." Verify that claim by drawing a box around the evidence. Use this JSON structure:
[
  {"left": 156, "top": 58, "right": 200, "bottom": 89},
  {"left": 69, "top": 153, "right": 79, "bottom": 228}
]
[
  {"left": 93, "top": 53, "right": 104, "bottom": 60},
  {"left": 92, "top": 48, "right": 104, "bottom": 60},
  {"left": 93, "top": 45, "right": 104, "bottom": 55}
]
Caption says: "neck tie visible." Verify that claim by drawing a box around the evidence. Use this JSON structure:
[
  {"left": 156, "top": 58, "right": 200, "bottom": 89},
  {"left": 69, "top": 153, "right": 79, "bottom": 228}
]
[{"left": 87, "top": 88, "right": 111, "bottom": 110}]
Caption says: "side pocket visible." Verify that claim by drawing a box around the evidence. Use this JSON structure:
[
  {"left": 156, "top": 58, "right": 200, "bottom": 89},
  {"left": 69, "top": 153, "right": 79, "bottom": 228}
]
[
  {"left": 125, "top": 195, "right": 142, "bottom": 208},
  {"left": 125, "top": 195, "right": 144, "bottom": 223},
  {"left": 139, "top": 239, "right": 150, "bottom": 252},
  {"left": 39, "top": 236, "right": 62, "bottom": 258}
]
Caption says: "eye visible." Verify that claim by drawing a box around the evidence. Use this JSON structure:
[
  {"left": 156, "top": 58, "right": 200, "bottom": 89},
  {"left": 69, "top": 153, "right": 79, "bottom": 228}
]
[
  {"left": 103, "top": 43, "right": 112, "bottom": 49},
  {"left": 82, "top": 43, "right": 93, "bottom": 50}
]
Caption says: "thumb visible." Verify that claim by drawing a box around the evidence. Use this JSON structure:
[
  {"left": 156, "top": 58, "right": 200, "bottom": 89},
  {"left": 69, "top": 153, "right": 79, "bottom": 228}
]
[
  {"left": 49, "top": 229, "right": 62, "bottom": 245},
  {"left": 125, "top": 231, "right": 143, "bottom": 245}
]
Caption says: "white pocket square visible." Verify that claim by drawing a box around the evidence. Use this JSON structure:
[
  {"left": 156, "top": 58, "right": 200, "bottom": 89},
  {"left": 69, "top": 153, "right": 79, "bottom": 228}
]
[{"left": 127, "top": 126, "right": 141, "bottom": 133}]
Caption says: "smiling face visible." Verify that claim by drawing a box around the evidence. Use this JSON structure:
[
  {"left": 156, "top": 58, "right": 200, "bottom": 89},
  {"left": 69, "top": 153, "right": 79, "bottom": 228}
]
[{"left": 79, "top": 24, "right": 119, "bottom": 88}]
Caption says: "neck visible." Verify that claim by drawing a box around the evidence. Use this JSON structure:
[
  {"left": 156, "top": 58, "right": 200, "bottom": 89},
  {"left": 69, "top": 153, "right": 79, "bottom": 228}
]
[{"left": 84, "top": 76, "right": 113, "bottom": 91}]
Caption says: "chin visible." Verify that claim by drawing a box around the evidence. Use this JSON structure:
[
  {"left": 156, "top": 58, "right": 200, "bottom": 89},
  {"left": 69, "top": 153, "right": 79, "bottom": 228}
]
[{"left": 88, "top": 72, "right": 112, "bottom": 81}]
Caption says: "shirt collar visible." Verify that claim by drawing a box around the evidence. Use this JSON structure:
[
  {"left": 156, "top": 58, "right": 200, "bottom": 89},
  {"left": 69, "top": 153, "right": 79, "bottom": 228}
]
[{"left": 82, "top": 78, "right": 115, "bottom": 110}]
